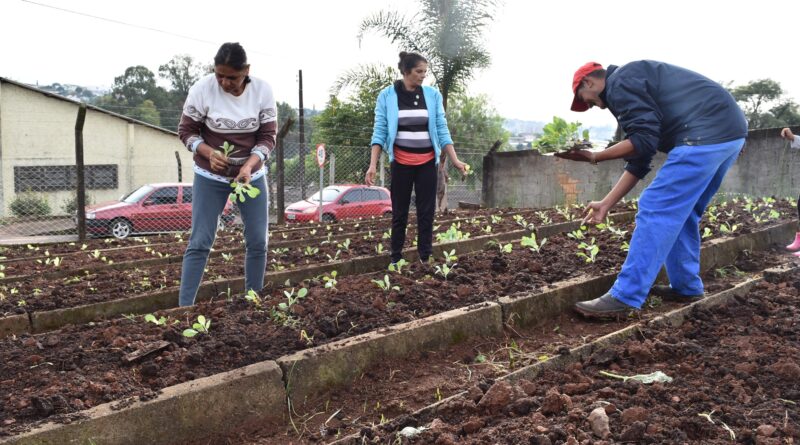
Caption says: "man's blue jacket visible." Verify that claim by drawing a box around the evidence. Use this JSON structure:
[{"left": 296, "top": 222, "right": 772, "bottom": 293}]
[{"left": 602, "top": 60, "right": 748, "bottom": 178}]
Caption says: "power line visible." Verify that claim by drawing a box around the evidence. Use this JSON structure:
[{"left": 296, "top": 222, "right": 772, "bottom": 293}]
[{"left": 21, "top": 0, "right": 221, "bottom": 47}]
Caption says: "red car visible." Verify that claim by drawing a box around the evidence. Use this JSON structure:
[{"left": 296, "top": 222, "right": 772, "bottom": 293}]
[
  {"left": 284, "top": 185, "right": 392, "bottom": 223},
  {"left": 83, "top": 183, "right": 233, "bottom": 239}
]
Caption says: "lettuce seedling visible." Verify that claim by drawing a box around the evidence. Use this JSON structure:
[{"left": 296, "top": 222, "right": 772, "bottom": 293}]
[
  {"left": 144, "top": 313, "right": 168, "bottom": 326},
  {"left": 230, "top": 181, "right": 261, "bottom": 203},
  {"left": 576, "top": 238, "right": 599, "bottom": 263},
  {"left": 442, "top": 249, "right": 458, "bottom": 265},
  {"left": 434, "top": 263, "right": 455, "bottom": 280},
  {"left": 244, "top": 289, "right": 263, "bottom": 309},
  {"left": 535, "top": 210, "right": 552, "bottom": 225},
  {"left": 372, "top": 274, "right": 399, "bottom": 292},
  {"left": 567, "top": 226, "right": 587, "bottom": 240},
  {"left": 323, "top": 271, "right": 338, "bottom": 290},
  {"left": 388, "top": 259, "right": 408, "bottom": 274},
  {"left": 521, "top": 233, "right": 547, "bottom": 253},
  {"left": 702, "top": 227, "right": 713, "bottom": 239},
  {"left": 182, "top": 315, "right": 211, "bottom": 337}
]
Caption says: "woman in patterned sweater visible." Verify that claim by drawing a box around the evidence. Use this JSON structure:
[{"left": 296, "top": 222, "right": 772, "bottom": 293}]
[
  {"left": 366, "top": 51, "right": 468, "bottom": 264},
  {"left": 177, "top": 42, "right": 276, "bottom": 306}
]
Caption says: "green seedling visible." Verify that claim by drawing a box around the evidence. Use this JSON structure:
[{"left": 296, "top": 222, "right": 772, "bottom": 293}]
[
  {"left": 144, "top": 314, "right": 168, "bottom": 326},
  {"left": 577, "top": 238, "right": 599, "bottom": 263},
  {"left": 303, "top": 246, "right": 319, "bottom": 256},
  {"left": 244, "top": 289, "right": 263, "bottom": 309},
  {"left": 701, "top": 227, "right": 713, "bottom": 239},
  {"left": 182, "top": 315, "right": 211, "bottom": 337},
  {"left": 219, "top": 141, "right": 235, "bottom": 157},
  {"left": 567, "top": 225, "right": 587, "bottom": 240},
  {"left": 719, "top": 222, "right": 738, "bottom": 234},
  {"left": 442, "top": 249, "right": 458, "bottom": 265},
  {"left": 229, "top": 181, "right": 261, "bottom": 203},
  {"left": 271, "top": 247, "right": 289, "bottom": 255},
  {"left": 620, "top": 241, "right": 630, "bottom": 252},
  {"left": 372, "top": 274, "right": 399, "bottom": 292},
  {"left": 271, "top": 287, "right": 308, "bottom": 326},
  {"left": 337, "top": 238, "right": 351, "bottom": 251},
  {"left": 323, "top": 271, "right": 338, "bottom": 290},
  {"left": 521, "top": 233, "right": 547, "bottom": 253},
  {"left": 326, "top": 249, "right": 341, "bottom": 263},
  {"left": 535, "top": 210, "right": 552, "bottom": 225},
  {"left": 482, "top": 225, "right": 493, "bottom": 234},
  {"left": 490, "top": 215, "right": 502, "bottom": 224},
  {"left": 221, "top": 252, "right": 234, "bottom": 262},
  {"left": 697, "top": 410, "right": 736, "bottom": 441},
  {"left": 382, "top": 229, "right": 392, "bottom": 240},
  {"left": 388, "top": 259, "right": 408, "bottom": 274},
  {"left": 375, "top": 243, "right": 385, "bottom": 254},
  {"left": 498, "top": 243, "right": 513, "bottom": 254},
  {"left": 434, "top": 263, "right": 455, "bottom": 280}
]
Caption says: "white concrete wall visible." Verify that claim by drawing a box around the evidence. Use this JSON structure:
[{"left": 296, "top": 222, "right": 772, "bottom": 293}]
[{"left": 0, "top": 81, "right": 194, "bottom": 217}]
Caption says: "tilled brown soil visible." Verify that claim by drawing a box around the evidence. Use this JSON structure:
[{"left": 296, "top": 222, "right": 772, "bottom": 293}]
[
  {"left": 0, "top": 197, "right": 790, "bottom": 315},
  {"left": 0, "top": 223, "right": 636, "bottom": 434},
  {"left": 345, "top": 260, "right": 800, "bottom": 445},
  {"left": 193, "top": 250, "right": 787, "bottom": 445}
]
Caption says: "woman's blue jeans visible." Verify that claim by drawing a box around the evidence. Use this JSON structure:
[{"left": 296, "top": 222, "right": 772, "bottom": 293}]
[
  {"left": 179, "top": 173, "right": 268, "bottom": 306},
  {"left": 610, "top": 138, "right": 745, "bottom": 308}
]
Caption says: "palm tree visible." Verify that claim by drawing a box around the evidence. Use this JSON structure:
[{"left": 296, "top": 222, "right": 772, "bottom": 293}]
[{"left": 357, "top": 0, "right": 497, "bottom": 211}]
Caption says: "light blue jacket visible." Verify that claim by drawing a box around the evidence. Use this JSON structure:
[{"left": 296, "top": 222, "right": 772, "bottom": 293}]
[{"left": 370, "top": 84, "right": 454, "bottom": 165}]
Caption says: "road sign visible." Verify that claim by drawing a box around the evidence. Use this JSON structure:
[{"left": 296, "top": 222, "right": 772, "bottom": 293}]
[{"left": 316, "top": 144, "right": 326, "bottom": 167}]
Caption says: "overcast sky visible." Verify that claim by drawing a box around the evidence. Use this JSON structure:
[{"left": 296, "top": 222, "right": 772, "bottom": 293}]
[{"left": 2, "top": 0, "right": 799, "bottom": 129}]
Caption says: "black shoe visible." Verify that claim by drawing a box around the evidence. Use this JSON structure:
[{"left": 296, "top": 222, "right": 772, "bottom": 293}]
[
  {"left": 574, "top": 292, "right": 636, "bottom": 319},
  {"left": 650, "top": 285, "right": 703, "bottom": 303}
]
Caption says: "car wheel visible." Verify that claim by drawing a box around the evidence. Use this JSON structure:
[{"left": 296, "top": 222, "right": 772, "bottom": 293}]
[
  {"left": 110, "top": 218, "right": 133, "bottom": 239},
  {"left": 321, "top": 213, "right": 336, "bottom": 223},
  {"left": 383, "top": 211, "right": 392, "bottom": 217}
]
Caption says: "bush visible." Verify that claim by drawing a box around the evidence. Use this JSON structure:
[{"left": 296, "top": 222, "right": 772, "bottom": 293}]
[
  {"left": 10, "top": 192, "right": 52, "bottom": 217},
  {"left": 61, "top": 193, "right": 93, "bottom": 216}
]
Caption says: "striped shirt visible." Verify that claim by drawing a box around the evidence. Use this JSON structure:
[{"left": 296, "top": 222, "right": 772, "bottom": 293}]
[{"left": 394, "top": 80, "right": 434, "bottom": 165}]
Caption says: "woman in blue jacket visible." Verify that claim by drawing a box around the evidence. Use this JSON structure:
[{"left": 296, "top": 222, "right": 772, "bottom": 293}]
[
  {"left": 556, "top": 60, "right": 748, "bottom": 319},
  {"left": 366, "top": 52, "right": 467, "bottom": 264}
]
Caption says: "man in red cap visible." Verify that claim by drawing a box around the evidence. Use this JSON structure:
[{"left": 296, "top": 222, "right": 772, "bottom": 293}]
[{"left": 555, "top": 60, "right": 747, "bottom": 318}]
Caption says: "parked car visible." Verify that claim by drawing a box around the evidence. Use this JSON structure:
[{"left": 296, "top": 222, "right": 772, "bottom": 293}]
[
  {"left": 284, "top": 185, "right": 392, "bottom": 223},
  {"left": 82, "top": 183, "right": 234, "bottom": 239}
]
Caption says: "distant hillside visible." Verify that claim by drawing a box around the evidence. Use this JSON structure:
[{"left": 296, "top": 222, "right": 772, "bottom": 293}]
[{"left": 35, "top": 82, "right": 107, "bottom": 101}]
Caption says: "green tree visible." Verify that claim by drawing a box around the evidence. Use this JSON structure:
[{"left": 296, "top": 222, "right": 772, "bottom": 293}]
[
  {"left": 129, "top": 99, "right": 161, "bottom": 126},
  {"left": 158, "top": 54, "right": 204, "bottom": 97},
  {"left": 728, "top": 78, "right": 800, "bottom": 129},
  {"left": 358, "top": 0, "right": 497, "bottom": 210},
  {"left": 312, "top": 96, "right": 374, "bottom": 184},
  {"left": 112, "top": 65, "right": 160, "bottom": 106}
]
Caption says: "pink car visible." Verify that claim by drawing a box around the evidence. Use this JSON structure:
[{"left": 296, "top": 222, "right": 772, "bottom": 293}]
[
  {"left": 284, "top": 185, "right": 392, "bottom": 223},
  {"left": 83, "top": 183, "right": 233, "bottom": 239}
]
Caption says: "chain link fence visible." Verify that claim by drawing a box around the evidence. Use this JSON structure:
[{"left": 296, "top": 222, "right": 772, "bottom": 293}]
[{"left": 0, "top": 99, "right": 488, "bottom": 244}]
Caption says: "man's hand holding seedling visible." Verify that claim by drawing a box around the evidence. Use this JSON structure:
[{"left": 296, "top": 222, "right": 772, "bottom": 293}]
[{"left": 554, "top": 148, "right": 596, "bottom": 164}]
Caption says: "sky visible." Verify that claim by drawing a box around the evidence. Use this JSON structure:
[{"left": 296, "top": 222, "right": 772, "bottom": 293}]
[{"left": 2, "top": 0, "right": 799, "bottom": 130}]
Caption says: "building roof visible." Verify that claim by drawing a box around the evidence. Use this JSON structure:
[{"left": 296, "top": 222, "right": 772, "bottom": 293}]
[{"left": 0, "top": 76, "right": 178, "bottom": 136}]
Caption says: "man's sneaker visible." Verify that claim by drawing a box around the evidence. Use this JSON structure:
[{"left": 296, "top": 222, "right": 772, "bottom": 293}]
[
  {"left": 574, "top": 292, "right": 636, "bottom": 319},
  {"left": 650, "top": 285, "right": 703, "bottom": 303}
]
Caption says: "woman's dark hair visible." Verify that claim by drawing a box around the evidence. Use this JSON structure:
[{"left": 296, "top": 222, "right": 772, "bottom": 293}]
[
  {"left": 215, "top": 42, "right": 248, "bottom": 70},
  {"left": 398, "top": 51, "right": 427, "bottom": 75}
]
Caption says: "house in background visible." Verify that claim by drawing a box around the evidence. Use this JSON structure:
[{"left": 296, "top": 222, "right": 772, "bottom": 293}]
[{"left": 0, "top": 77, "right": 193, "bottom": 218}]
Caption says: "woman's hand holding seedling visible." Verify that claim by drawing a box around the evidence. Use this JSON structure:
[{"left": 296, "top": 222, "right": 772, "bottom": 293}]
[{"left": 230, "top": 180, "right": 261, "bottom": 203}]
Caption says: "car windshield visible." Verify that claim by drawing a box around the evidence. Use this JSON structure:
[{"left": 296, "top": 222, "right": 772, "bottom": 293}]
[
  {"left": 122, "top": 185, "right": 156, "bottom": 203},
  {"left": 308, "top": 187, "right": 341, "bottom": 203}
]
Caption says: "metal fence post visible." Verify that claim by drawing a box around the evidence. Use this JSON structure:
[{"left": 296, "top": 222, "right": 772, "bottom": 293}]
[
  {"left": 275, "top": 118, "right": 294, "bottom": 225},
  {"left": 329, "top": 152, "right": 335, "bottom": 185},
  {"left": 75, "top": 103, "right": 87, "bottom": 241}
]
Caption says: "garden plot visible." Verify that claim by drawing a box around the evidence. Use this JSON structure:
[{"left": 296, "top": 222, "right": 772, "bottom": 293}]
[
  {"left": 0, "top": 207, "right": 569, "bottom": 279},
  {"left": 0, "top": 208, "right": 640, "bottom": 336},
  {"left": 213, "top": 250, "right": 787, "bottom": 444},
  {"left": 0, "top": 201, "right": 793, "bottom": 444},
  {"left": 333, "top": 261, "right": 800, "bottom": 445}
]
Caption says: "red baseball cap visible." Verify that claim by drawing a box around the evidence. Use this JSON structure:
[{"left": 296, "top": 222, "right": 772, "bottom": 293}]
[{"left": 571, "top": 62, "right": 603, "bottom": 112}]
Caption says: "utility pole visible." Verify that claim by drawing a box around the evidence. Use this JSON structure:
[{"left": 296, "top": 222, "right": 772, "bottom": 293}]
[
  {"left": 75, "top": 103, "right": 87, "bottom": 241},
  {"left": 298, "top": 70, "right": 306, "bottom": 198}
]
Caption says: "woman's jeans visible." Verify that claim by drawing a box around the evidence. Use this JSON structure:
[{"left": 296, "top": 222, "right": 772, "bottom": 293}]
[{"left": 179, "top": 173, "right": 268, "bottom": 306}]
